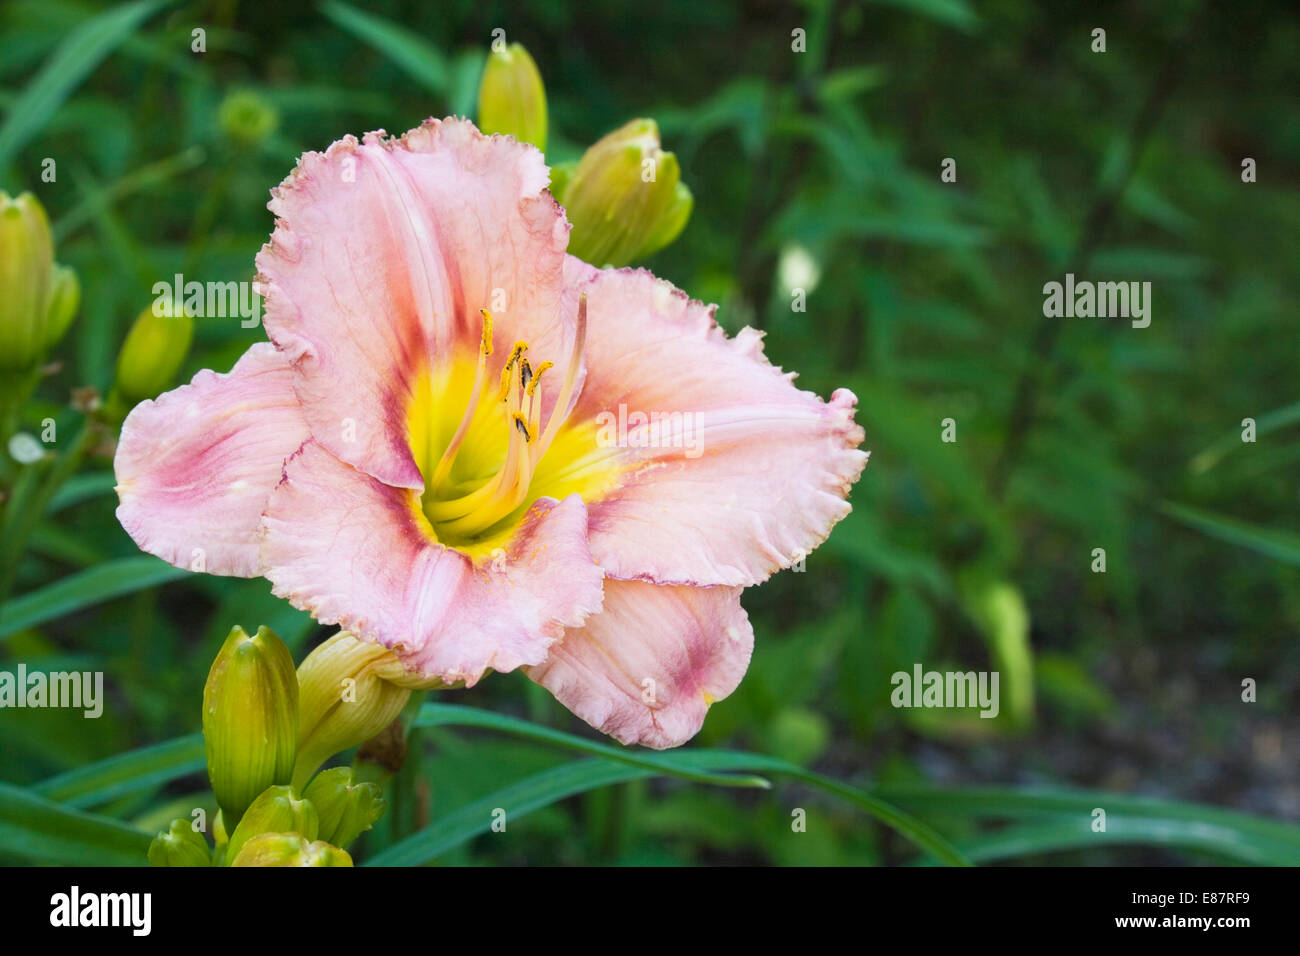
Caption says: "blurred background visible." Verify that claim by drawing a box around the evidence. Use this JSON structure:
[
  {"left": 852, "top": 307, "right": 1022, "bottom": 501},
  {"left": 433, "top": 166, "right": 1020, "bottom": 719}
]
[{"left": 1, "top": 0, "right": 1297, "bottom": 865}]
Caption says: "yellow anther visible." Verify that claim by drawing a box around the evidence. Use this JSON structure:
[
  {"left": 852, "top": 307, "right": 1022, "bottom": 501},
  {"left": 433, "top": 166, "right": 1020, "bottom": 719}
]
[
  {"left": 526, "top": 361, "right": 553, "bottom": 397},
  {"left": 423, "top": 295, "right": 590, "bottom": 542},
  {"left": 512, "top": 412, "right": 532, "bottom": 443},
  {"left": 497, "top": 341, "right": 528, "bottom": 402},
  {"left": 479, "top": 309, "right": 494, "bottom": 356}
]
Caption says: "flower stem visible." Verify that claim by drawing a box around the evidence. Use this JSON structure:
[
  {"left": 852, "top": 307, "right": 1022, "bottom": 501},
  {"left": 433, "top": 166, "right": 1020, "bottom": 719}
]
[{"left": 0, "top": 418, "right": 95, "bottom": 604}]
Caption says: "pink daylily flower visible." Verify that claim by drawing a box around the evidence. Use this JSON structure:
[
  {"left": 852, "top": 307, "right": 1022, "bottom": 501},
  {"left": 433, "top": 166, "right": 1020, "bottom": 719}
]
[{"left": 114, "top": 118, "right": 867, "bottom": 748}]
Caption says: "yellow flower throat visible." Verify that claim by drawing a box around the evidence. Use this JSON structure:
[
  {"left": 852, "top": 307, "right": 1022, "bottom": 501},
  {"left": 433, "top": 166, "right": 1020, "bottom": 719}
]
[{"left": 406, "top": 294, "right": 619, "bottom": 558}]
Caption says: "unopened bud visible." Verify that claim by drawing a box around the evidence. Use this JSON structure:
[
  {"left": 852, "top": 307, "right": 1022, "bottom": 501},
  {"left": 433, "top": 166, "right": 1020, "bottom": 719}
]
[
  {"left": 562, "top": 119, "right": 693, "bottom": 267},
  {"left": 303, "top": 766, "right": 386, "bottom": 848},
  {"left": 43, "top": 265, "right": 79, "bottom": 350},
  {"left": 203, "top": 625, "right": 299, "bottom": 825},
  {"left": 147, "top": 818, "right": 211, "bottom": 867},
  {"left": 224, "top": 784, "right": 318, "bottom": 864},
  {"left": 0, "top": 191, "right": 55, "bottom": 372},
  {"left": 293, "top": 631, "right": 413, "bottom": 789},
  {"left": 228, "top": 832, "right": 353, "bottom": 867},
  {"left": 477, "top": 43, "right": 547, "bottom": 151},
  {"left": 114, "top": 300, "right": 194, "bottom": 404},
  {"left": 219, "top": 89, "right": 279, "bottom": 149}
]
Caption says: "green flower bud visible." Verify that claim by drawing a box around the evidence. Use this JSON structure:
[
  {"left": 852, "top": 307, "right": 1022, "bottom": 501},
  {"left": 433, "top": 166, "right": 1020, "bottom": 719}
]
[
  {"left": 0, "top": 191, "right": 54, "bottom": 372},
  {"left": 114, "top": 300, "right": 194, "bottom": 404},
  {"left": 203, "top": 625, "right": 299, "bottom": 825},
  {"left": 477, "top": 43, "right": 547, "bottom": 151},
  {"left": 293, "top": 631, "right": 412, "bottom": 789},
  {"left": 147, "top": 818, "right": 211, "bottom": 867},
  {"left": 43, "top": 265, "right": 80, "bottom": 350},
  {"left": 210, "top": 809, "right": 230, "bottom": 866},
  {"left": 548, "top": 159, "right": 577, "bottom": 204},
  {"left": 636, "top": 180, "right": 693, "bottom": 259},
  {"left": 219, "top": 89, "right": 279, "bottom": 149},
  {"left": 562, "top": 119, "right": 692, "bottom": 267},
  {"left": 228, "top": 832, "right": 353, "bottom": 867},
  {"left": 303, "top": 767, "right": 386, "bottom": 849},
  {"left": 224, "top": 784, "right": 318, "bottom": 864}
]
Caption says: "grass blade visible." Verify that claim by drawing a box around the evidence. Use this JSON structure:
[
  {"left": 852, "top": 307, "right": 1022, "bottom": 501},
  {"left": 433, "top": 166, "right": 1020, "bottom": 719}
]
[
  {"left": 417, "top": 702, "right": 770, "bottom": 789},
  {"left": 320, "top": 0, "right": 449, "bottom": 96},
  {"left": 366, "top": 759, "right": 655, "bottom": 866},
  {"left": 880, "top": 784, "right": 1300, "bottom": 866},
  {"left": 1189, "top": 400, "right": 1300, "bottom": 474},
  {"left": 48, "top": 472, "right": 118, "bottom": 514},
  {"left": 417, "top": 702, "right": 969, "bottom": 866},
  {"left": 949, "top": 820, "right": 1289, "bottom": 866},
  {"left": 1159, "top": 500, "right": 1300, "bottom": 567},
  {"left": 0, "top": 0, "right": 170, "bottom": 170},
  {"left": 0, "top": 782, "right": 150, "bottom": 865},
  {"left": 34, "top": 734, "right": 205, "bottom": 809},
  {"left": 0, "top": 556, "right": 190, "bottom": 640}
]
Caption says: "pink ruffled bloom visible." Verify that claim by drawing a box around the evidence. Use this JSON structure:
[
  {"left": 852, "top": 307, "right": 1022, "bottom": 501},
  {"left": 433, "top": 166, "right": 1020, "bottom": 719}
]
[{"left": 115, "top": 118, "right": 867, "bottom": 748}]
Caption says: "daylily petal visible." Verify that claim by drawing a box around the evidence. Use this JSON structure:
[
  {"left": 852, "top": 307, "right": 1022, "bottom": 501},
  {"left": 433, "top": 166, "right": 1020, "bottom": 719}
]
[
  {"left": 526, "top": 579, "right": 753, "bottom": 749},
  {"left": 260, "top": 440, "right": 604, "bottom": 686},
  {"left": 114, "top": 342, "right": 310, "bottom": 577},
  {"left": 255, "top": 118, "right": 572, "bottom": 492},
  {"left": 568, "top": 264, "right": 868, "bottom": 587}
]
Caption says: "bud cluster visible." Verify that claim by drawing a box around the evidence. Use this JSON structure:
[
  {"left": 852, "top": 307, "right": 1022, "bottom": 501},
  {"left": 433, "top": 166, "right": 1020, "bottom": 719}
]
[
  {"left": 474, "top": 44, "right": 693, "bottom": 268},
  {"left": 149, "top": 625, "right": 405, "bottom": 867}
]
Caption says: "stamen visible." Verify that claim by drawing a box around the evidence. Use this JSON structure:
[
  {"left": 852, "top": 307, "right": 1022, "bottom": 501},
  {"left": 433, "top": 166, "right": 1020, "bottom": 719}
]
[
  {"left": 495, "top": 296, "right": 586, "bottom": 520},
  {"left": 512, "top": 412, "right": 532, "bottom": 443},
  {"left": 427, "top": 339, "right": 530, "bottom": 523},
  {"left": 526, "top": 361, "right": 553, "bottom": 399},
  {"left": 424, "top": 295, "right": 590, "bottom": 540},
  {"left": 534, "top": 293, "right": 587, "bottom": 460},
  {"left": 524, "top": 361, "right": 553, "bottom": 444},
  {"left": 428, "top": 309, "right": 494, "bottom": 489},
  {"left": 497, "top": 341, "right": 526, "bottom": 402}
]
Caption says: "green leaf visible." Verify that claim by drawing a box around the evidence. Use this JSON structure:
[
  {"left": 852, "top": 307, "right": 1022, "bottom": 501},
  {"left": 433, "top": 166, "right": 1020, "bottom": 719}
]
[
  {"left": 48, "top": 471, "right": 118, "bottom": 514},
  {"left": 0, "top": 0, "right": 170, "bottom": 170},
  {"left": 951, "top": 820, "right": 1286, "bottom": 866},
  {"left": 368, "top": 759, "right": 651, "bottom": 866},
  {"left": 1189, "top": 400, "right": 1300, "bottom": 474},
  {"left": 417, "top": 702, "right": 770, "bottom": 790},
  {"left": 654, "top": 748, "right": 969, "bottom": 866},
  {"left": 0, "top": 781, "right": 150, "bottom": 865},
  {"left": 0, "top": 557, "right": 190, "bottom": 640},
  {"left": 1159, "top": 500, "right": 1300, "bottom": 567},
  {"left": 880, "top": 785, "right": 1300, "bottom": 866},
  {"left": 320, "top": 0, "right": 449, "bottom": 96},
  {"left": 52, "top": 145, "right": 206, "bottom": 242},
  {"left": 416, "top": 703, "right": 969, "bottom": 866},
  {"left": 34, "top": 734, "right": 205, "bottom": 809},
  {"left": 869, "top": 0, "right": 980, "bottom": 32}
]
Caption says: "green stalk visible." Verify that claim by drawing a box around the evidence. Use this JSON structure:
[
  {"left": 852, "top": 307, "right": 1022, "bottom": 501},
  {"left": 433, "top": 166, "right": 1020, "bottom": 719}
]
[{"left": 0, "top": 419, "right": 95, "bottom": 604}]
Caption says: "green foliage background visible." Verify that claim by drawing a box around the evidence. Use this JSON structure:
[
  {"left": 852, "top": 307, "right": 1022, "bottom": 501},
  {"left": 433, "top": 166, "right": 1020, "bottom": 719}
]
[{"left": 0, "top": 0, "right": 1297, "bottom": 865}]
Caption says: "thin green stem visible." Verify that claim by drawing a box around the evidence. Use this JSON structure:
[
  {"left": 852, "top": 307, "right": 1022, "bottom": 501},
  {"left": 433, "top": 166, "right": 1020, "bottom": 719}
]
[{"left": 0, "top": 419, "right": 96, "bottom": 604}]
